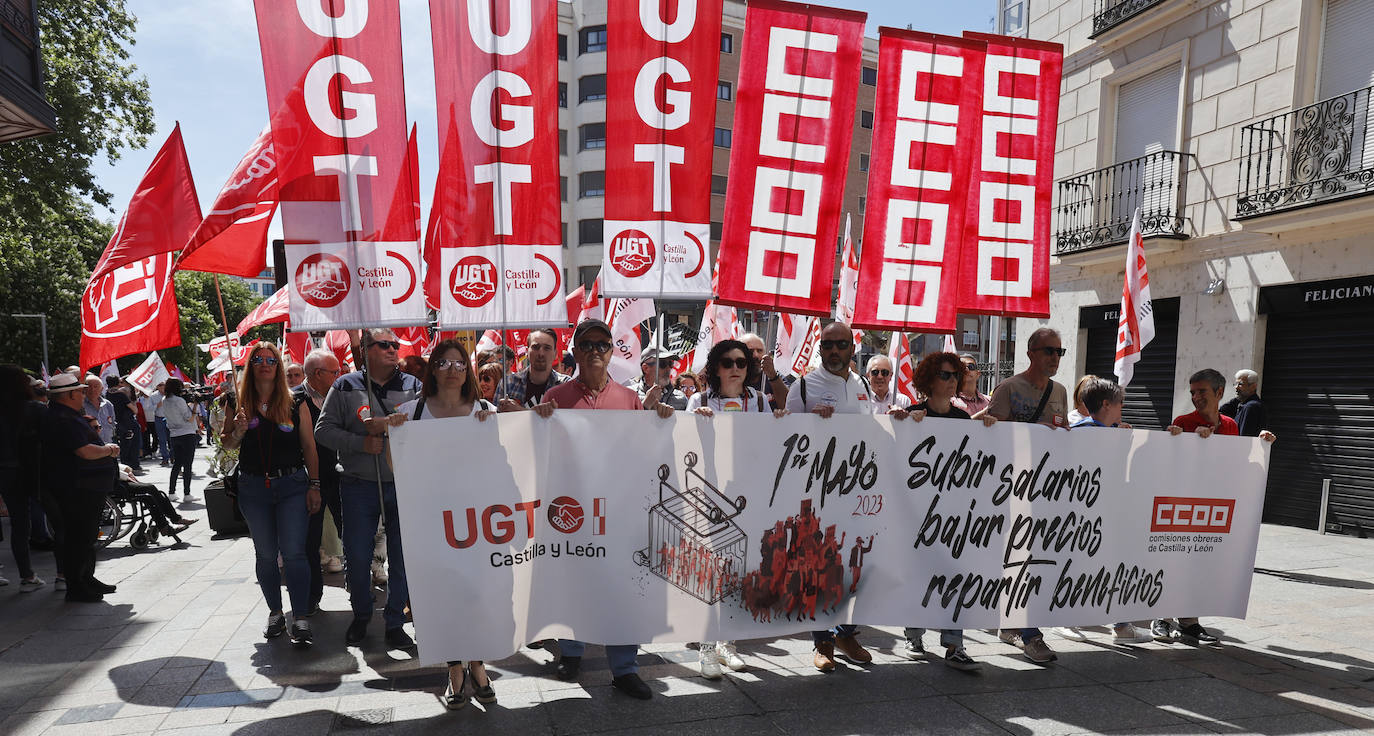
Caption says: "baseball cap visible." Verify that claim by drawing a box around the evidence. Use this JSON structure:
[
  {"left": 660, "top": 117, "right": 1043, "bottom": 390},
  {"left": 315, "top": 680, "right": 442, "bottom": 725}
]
[{"left": 572, "top": 319, "right": 613, "bottom": 343}]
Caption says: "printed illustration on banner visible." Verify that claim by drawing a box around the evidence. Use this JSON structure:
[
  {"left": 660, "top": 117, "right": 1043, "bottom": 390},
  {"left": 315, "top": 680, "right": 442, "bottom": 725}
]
[
  {"left": 294, "top": 253, "right": 351, "bottom": 308},
  {"left": 636, "top": 452, "right": 748, "bottom": 604}
]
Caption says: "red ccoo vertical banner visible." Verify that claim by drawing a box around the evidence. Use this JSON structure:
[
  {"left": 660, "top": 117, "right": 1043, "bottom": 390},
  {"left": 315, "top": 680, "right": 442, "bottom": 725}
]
[
  {"left": 956, "top": 32, "right": 1062, "bottom": 318},
  {"left": 852, "top": 31, "right": 985, "bottom": 333},
  {"left": 716, "top": 0, "right": 865, "bottom": 317},
  {"left": 253, "top": 0, "right": 428, "bottom": 331},
  {"left": 601, "top": 0, "right": 722, "bottom": 299},
  {"left": 426, "top": 0, "right": 566, "bottom": 329}
]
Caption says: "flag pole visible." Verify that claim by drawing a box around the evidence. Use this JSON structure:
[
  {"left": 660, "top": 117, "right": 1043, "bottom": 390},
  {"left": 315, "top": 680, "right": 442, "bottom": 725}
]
[{"left": 212, "top": 275, "right": 239, "bottom": 388}]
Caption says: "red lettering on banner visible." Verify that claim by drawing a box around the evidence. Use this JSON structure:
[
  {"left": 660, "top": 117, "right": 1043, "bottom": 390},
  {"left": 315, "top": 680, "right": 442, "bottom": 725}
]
[
  {"left": 602, "top": 0, "right": 723, "bottom": 298},
  {"left": 852, "top": 31, "right": 984, "bottom": 332},
  {"left": 1150, "top": 497, "right": 1235, "bottom": 533},
  {"left": 716, "top": 0, "right": 865, "bottom": 316}
]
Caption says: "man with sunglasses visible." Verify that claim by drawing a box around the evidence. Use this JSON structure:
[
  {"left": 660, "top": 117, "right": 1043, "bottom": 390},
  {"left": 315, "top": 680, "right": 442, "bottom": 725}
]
[
  {"left": 538, "top": 318, "right": 674, "bottom": 700},
  {"left": 496, "top": 328, "right": 570, "bottom": 411},
  {"left": 315, "top": 329, "right": 423, "bottom": 651},
  {"left": 865, "top": 355, "right": 911, "bottom": 413},
  {"left": 629, "top": 347, "right": 689, "bottom": 411},
  {"left": 982, "top": 327, "right": 1069, "bottom": 664},
  {"left": 784, "top": 321, "right": 909, "bottom": 672}
]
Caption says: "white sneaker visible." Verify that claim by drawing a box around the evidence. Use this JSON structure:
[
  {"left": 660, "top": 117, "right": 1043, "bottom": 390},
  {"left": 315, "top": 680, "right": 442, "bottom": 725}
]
[
  {"left": 716, "top": 641, "right": 747, "bottom": 672},
  {"left": 54, "top": 577, "right": 67, "bottom": 592},
  {"left": 19, "top": 576, "right": 44, "bottom": 592},
  {"left": 371, "top": 559, "right": 388, "bottom": 586},
  {"left": 1056, "top": 626, "right": 1090, "bottom": 641},
  {"left": 699, "top": 643, "right": 722, "bottom": 679},
  {"left": 1112, "top": 624, "right": 1153, "bottom": 644}
]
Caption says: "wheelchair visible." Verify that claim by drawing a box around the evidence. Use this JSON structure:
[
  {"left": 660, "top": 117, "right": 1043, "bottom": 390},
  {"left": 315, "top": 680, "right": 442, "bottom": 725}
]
[{"left": 104, "top": 479, "right": 186, "bottom": 550}]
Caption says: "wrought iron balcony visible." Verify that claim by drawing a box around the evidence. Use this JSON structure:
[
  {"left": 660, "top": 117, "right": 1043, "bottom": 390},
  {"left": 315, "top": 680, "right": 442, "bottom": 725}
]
[
  {"left": 1054, "top": 151, "right": 1191, "bottom": 255},
  {"left": 1090, "top": 0, "right": 1169, "bottom": 37},
  {"left": 1236, "top": 85, "right": 1374, "bottom": 219}
]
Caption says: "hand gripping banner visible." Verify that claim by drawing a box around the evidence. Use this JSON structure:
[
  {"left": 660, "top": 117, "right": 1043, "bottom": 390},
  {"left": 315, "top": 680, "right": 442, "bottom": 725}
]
[
  {"left": 426, "top": 0, "right": 566, "bottom": 329},
  {"left": 600, "top": 0, "right": 723, "bottom": 299},
  {"left": 852, "top": 31, "right": 986, "bottom": 333},
  {"left": 955, "top": 32, "right": 1062, "bottom": 318},
  {"left": 716, "top": 0, "right": 865, "bottom": 317},
  {"left": 253, "top": 0, "right": 428, "bottom": 331}
]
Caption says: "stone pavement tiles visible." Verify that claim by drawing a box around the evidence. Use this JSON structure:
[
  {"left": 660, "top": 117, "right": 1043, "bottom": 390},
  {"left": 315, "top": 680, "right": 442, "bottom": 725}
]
[{"left": 0, "top": 449, "right": 1372, "bottom": 735}]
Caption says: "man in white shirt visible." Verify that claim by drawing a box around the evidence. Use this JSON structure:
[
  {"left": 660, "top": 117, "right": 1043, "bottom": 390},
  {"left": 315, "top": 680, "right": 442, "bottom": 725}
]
[{"left": 864, "top": 355, "right": 911, "bottom": 413}]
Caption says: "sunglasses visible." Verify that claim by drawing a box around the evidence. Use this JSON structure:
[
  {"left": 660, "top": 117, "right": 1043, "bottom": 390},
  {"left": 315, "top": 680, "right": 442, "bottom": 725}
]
[
  {"left": 718, "top": 357, "right": 750, "bottom": 370},
  {"left": 576, "top": 341, "right": 613, "bottom": 354},
  {"left": 250, "top": 356, "right": 279, "bottom": 366},
  {"left": 936, "top": 369, "right": 960, "bottom": 381},
  {"left": 963, "top": 362, "right": 980, "bottom": 371},
  {"left": 1035, "top": 346, "right": 1067, "bottom": 357},
  {"left": 819, "top": 339, "right": 851, "bottom": 351},
  {"left": 868, "top": 368, "right": 892, "bottom": 377},
  {"left": 434, "top": 359, "right": 467, "bottom": 372},
  {"left": 369, "top": 340, "right": 401, "bottom": 351}
]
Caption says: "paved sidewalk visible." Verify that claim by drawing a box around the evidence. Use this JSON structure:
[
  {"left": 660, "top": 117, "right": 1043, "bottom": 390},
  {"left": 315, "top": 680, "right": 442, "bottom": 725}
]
[{"left": 1, "top": 446, "right": 1372, "bottom": 735}]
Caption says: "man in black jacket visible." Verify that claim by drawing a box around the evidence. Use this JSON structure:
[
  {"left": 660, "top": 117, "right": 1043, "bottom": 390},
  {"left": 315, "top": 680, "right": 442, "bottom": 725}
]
[{"left": 1219, "top": 369, "right": 1267, "bottom": 437}]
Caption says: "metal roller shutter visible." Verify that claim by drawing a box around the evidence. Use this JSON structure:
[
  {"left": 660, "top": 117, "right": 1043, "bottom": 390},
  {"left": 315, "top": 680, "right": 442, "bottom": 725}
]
[
  {"left": 1081, "top": 297, "right": 1179, "bottom": 431},
  {"left": 1260, "top": 307, "right": 1374, "bottom": 534}
]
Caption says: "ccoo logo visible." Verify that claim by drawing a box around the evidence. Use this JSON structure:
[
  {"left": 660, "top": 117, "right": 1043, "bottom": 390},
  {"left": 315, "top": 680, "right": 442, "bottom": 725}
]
[
  {"left": 449, "top": 255, "right": 497, "bottom": 308},
  {"left": 295, "top": 254, "right": 351, "bottom": 308},
  {"left": 609, "top": 229, "right": 655, "bottom": 278}
]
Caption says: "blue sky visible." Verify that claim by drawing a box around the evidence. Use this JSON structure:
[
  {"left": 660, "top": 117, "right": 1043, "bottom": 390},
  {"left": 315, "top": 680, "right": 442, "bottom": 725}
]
[{"left": 91, "top": 0, "right": 994, "bottom": 235}]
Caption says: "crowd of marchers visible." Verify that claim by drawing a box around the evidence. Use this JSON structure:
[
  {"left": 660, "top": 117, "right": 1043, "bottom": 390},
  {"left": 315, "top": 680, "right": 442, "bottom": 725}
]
[{"left": 0, "top": 319, "right": 1276, "bottom": 708}]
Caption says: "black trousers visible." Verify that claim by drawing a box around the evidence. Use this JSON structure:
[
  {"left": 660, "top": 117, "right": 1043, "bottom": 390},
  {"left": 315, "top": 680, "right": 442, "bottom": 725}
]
[
  {"left": 0, "top": 468, "right": 34, "bottom": 579},
  {"left": 118, "top": 427, "right": 142, "bottom": 469},
  {"left": 305, "top": 476, "right": 343, "bottom": 610},
  {"left": 54, "top": 487, "right": 104, "bottom": 595}
]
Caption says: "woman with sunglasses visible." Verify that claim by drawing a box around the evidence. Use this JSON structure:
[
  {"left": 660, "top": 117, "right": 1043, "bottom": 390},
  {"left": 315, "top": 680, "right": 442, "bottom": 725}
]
[
  {"left": 900, "top": 351, "right": 996, "bottom": 672},
  {"left": 684, "top": 340, "right": 787, "bottom": 679},
  {"left": 951, "top": 353, "right": 992, "bottom": 417},
  {"left": 390, "top": 339, "right": 498, "bottom": 709},
  {"left": 222, "top": 343, "right": 323, "bottom": 645}
]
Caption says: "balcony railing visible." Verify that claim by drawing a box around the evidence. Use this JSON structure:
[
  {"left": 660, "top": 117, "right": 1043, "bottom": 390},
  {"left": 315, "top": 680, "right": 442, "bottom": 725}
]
[
  {"left": 1235, "top": 85, "right": 1374, "bottom": 219},
  {"left": 1054, "top": 151, "right": 1190, "bottom": 255},
  {"left": 1090, "top": 0, "right": 1168, "bottom": 37}
]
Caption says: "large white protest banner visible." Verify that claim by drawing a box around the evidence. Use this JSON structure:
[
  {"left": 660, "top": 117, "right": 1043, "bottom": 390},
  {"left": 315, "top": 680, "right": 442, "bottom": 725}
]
[{"left": 390, "top": 412, "right": 1269, "bottom": 664}]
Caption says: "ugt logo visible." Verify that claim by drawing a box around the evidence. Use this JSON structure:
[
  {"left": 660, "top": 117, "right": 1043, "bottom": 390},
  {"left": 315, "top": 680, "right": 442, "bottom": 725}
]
[
  {"left": 295, "top": 253, "right": 351, "bottom": 308},
  {"left": 609, "top": 229, "right": 655, "bottom": 278},
  {"left": 449, "top": 255, "right": 497, "bottom": 308},
  {"left": 444, "top": 496, "right": 606, "bottom": 549}
]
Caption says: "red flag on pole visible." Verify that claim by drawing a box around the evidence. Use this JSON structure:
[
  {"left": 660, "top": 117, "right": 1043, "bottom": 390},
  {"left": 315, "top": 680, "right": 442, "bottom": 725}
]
[
  {"left": 81, "top": 124, "right": 202, "bottom": 373},
  {"left": 177, "top": 123, "right": 279, "bottom": 277},
  {"left": 1114, "top": 208, "right": 1155, "bottom": 387},
  {"left": 887, "top": 331, "right": 920, "bottom": 405},
  {"left": 236, "top": 285, "right": 290, "bottom": 336}
]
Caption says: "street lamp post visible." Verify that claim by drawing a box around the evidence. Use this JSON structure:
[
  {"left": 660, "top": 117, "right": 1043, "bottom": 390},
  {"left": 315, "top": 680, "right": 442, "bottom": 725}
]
[{"left": 10, "top": 313, "right": 48, "bottom": 373}]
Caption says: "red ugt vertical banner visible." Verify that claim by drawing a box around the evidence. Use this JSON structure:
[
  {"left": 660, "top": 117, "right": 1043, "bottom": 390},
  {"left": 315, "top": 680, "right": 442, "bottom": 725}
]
[
  {"left": 956, "top": 33, "right": 1062, "bottom": 318},
  {"left": 716, "top": 0, "right": 865, "bottom": 317},
  {"left": 253, "top": 0, "right": 428, "bottom": 331},
  {"left": 427, "top": 0, "right": 565, "bottom": 329},
  {"left": 852, "top": 31, "right": 985, "bottom": 333},
  {"left": 601, "top": 0, "right": 723, "bottom": 299}
]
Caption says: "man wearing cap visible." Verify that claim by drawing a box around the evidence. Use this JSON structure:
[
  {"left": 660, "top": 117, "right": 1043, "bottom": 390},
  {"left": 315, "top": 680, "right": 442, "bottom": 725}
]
[
  {"left": 536, "top": 318, "right": 675, "bottom": 700},
  {"left": 42, "top": 374, "right": 121, "bottom": 602},
  {"left": 628, "top": 347, "right": 689, "bottom": 410}
]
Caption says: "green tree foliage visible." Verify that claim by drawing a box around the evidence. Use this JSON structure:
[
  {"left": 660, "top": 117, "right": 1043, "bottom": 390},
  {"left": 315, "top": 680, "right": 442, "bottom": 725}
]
[{"left": 160, "top": 272, "right": 261, "bottom": 379}]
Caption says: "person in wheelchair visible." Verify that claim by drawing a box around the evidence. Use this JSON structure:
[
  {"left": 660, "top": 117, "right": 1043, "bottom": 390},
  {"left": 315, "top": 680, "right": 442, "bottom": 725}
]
[{"left": 113, "top": 462, "right": 198, "bottom": 546}]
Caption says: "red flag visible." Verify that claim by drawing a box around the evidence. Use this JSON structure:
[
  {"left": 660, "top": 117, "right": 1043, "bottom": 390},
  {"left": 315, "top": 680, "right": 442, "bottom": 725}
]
[
  {"left": 853, "top": 31, "right": 984, "bottom": 333},
  {"left": 716, "top": 0, "right": 865, "bottom": 316},
  {"left": 887, "top": 331, "right": 920, "bottom": 405},
  {"left": 81, "top": 125, "right": 202, "bottom": 372},
  {"left": 177, "top": 124, "right": 279, "bottom": 277},
  {"left": 254, "top": 0, "right": 427, "bottom": 331},
  {"left": 284, "top": 332, "right": 313, "bottom": 365},
  {"left": 393, "top": 325, "right": 431, "bottom": 360},
  {"left": 323, "top": 330, "right": 356, "bottom": 372},
  {"left": 426, "top": 0, "right": 565, "bottom": 329},
  {"left": 232, "top": 338, "right": 261, "bottom": 367},
  {"left": 166, "top": 362, "right": 189, "bottom": 382},
  {"left": 956, "top": 33, "right": 1063, "bottom": 318},
  {"left": 1114, "top": 208, "right": 1155, "bottom": 387},
  {"left": 601, "top": 0, "right": 722, "bottom": 298},
  {"left": 236, "top": 285, "right": 290, "bottom": 336}
]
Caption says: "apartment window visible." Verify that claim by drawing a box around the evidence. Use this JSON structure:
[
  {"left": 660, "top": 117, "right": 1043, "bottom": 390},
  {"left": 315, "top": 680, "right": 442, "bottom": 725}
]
[
  {"left": 714, "top": 127, "right": 731, "bottom": 148},
  {"left": 578, "top": 219, "right": 603, "bottom": 245},
  {"left": 710, "top": 221, "right": 723, "bottom": 241},
  {"left": 859, "top": 154, "right": 870, "bottom": 172},
  {"left": 999, "top": 0, "right": 1026, "bottom": 36},
  {"left": 711, "top": 175, "right": 728, "bottom": 195},
  {"left": 861, "top": 66, "right": 877, "bottom": 86},
  {"left": 720, "top": 32, "right": 733, "bottom": 53},
  {"left": 579, "top": 74, "right": 606, "bottom": 103},
  {"left": 858, "top": 197, "right": 866, "bottom": 215},
  {"left": 717, "top": 81, "right": 733, "bottom": 101},
  {"left": 579, "top": 171, "right": 605, "bottom": 198},
  {"left": 558, "top": 82, "right": 567, "bottom": 108},
  {"left": 558, "top": 34, "right": 568, "bottom": 60},
  {"left": 562, "top": 222, "right": 568, "bottom": 246},
  {"left": 860, "top": 110, "right": 873, "bottom": 129},
  {"left": 578, "top": 266, "right": 599, "bottom": 287},
  {"left": 559, "top": 129, "right": 567, "bottom": 156},
  {"left": 580, "top": 25, "right": 607, "bottom": 54},
  {"left": 560, "top": 176, "right": 568, "bottom": 202},
  {"left": 579, "top": 123, "right": 606, "bottom": 150}
]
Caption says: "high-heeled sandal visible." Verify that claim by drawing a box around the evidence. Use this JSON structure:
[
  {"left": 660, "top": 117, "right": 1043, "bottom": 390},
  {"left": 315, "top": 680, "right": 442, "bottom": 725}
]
[
  {"left": 469, "top": 662, "right": 496, "bottom": 704},
  {"left": 443, "top": 664, "right": 469, "bottom": 710}
]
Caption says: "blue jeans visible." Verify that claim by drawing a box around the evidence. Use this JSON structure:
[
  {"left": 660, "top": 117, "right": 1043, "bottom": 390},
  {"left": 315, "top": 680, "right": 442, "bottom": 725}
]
[
  {"left": 155, "top": 417, "right": 170, "bottom": 462},
  {"left": 904, "top": 627, "right": 964, "bottom": 648},
  {"left": 558, "top": 639, "right": 640, "bottom": 677},
  {"left": 340, "top": 476, "right": 409, "bottom": 630},
  {"left": 236, "top": 469, "right": 311, "bottom": 616},
  {"left": 812, "top": 625, "right": 859, "bottom": 644}
]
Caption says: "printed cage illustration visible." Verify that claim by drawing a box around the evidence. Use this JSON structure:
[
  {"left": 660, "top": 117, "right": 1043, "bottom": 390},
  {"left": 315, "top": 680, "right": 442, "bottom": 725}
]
[{"left": 634, "top": 452, "right": 748, "bottom": 604}]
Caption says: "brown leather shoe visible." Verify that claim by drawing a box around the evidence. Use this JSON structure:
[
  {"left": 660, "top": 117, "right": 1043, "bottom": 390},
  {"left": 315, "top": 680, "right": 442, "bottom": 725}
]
[
  {"left": 833, "top": 634, "right": 872, "bottom": 664},
  {"left": 813, "top": 642, "right": 837, "bottom": 672}
]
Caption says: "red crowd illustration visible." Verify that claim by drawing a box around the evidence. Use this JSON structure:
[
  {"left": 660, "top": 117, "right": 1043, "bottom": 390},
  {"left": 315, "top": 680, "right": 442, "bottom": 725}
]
[{"left": 739, "top": 500, "right": 875, "bottom": 622}]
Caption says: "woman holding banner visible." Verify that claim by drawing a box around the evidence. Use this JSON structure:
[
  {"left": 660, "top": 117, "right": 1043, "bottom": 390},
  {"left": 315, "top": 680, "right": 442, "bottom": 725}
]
[
  {"left": 900, "top": 352, "right": 997, "bottom": 672},
  {"left": 221, "top": 343, "right": 322, "bottom": 646},
  {"left": 686, "top": 340, "right": 787, "bottom": 678},
  {"left": 391, "top": 339, "right": 498, "bottom": 709}
]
